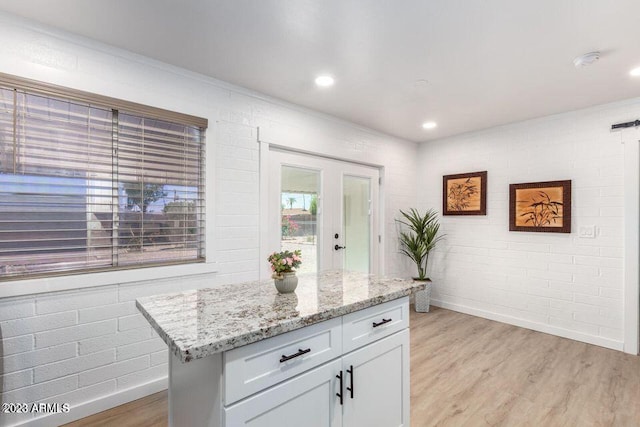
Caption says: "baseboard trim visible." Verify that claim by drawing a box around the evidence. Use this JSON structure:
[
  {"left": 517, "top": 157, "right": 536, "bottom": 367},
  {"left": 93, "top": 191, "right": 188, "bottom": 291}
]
[
  {"left": 431, "top": 299, "right": 625, "bottom": 352},
  {"left": 9, "top": 300, "right": 625, "bottom": 426},
  {"left": 18, "top": 377, "right": 168, "bottom": 427}
]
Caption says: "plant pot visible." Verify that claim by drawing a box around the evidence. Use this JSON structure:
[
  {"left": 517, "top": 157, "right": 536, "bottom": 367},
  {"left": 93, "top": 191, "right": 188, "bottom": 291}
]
[
  {"left": 274, "top": 272, "right": 298, "bottom": 294},
  {"left": 413, "top": 279, "right": 432, "bottom": 313}
]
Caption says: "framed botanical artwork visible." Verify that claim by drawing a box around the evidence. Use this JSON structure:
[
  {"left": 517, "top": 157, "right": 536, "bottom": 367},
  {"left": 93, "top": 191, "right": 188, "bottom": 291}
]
[
  {"left": 509, "top": 180, "right": 571, "bottom": 233},
  {"left": 443, "top": 171, "right": 487, "bottom": 215}
]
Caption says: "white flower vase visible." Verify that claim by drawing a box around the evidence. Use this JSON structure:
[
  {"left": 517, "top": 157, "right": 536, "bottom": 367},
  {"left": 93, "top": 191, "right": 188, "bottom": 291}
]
[
  {"left": 414, "top": 280, "right": 432, "bottom": 313},
  {"left": 274, "top": 272, "right": 298, "bottom": 294}
]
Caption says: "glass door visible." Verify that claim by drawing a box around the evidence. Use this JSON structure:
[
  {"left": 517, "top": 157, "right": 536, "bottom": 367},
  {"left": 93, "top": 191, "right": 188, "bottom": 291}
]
[
  {"left": 279, "top": 165, "right": 320, "bottom": 274},
  {"left": 267, "top": 149, "right": 379, "bottom": 278},
  {"left": 342, "top": 175, "right": 371, "bottom": 273}
]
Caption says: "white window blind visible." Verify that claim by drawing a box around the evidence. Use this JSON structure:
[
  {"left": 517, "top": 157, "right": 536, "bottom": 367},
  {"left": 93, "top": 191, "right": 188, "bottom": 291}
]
[{"left": 0, "top": 80, "right": 206, "bottom": 280}]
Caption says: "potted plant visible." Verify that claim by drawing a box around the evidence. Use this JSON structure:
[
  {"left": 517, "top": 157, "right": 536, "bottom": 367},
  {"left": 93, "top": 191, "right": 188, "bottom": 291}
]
[
  {"left": 268, "top": 249, "right": 302, "bottom": 293},
  {"left": 397, "top": 208, "right": 444, "bottom": 312}
]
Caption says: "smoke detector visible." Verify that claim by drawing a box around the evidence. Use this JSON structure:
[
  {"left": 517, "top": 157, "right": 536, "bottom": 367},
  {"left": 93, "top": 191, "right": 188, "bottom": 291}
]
[{"left": 573, "top": 51, "right": 601, "bottom": 68}]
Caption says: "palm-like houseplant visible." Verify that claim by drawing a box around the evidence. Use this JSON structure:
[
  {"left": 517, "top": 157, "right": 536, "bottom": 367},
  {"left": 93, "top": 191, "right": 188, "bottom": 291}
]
[
  {"left": 397, "top": 208, "right": 443, "bottom": 280},
  {"left": 397, "top": 208, "right": 444, "bottom": 312}
]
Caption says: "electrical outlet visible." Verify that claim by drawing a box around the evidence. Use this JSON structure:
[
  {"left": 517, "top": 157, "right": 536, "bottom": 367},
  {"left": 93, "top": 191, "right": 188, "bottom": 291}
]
[{"left": 578, "top": 225, "right": 596, "bottom": 238}]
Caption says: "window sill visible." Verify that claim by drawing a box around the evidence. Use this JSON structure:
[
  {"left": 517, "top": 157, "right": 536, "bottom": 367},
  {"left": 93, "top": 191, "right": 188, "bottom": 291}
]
[{"left": 0, "top": 262, "right": 218, "bottom": 299}]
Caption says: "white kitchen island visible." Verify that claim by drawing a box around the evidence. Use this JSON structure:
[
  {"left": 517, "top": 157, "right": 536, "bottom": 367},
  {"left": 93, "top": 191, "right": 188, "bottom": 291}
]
[{"left": 136, "top": 270, "right": 425, "bottom": 427}]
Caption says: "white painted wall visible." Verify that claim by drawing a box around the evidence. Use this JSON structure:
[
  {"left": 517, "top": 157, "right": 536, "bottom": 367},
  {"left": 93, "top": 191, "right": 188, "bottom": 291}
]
[
  {"left": 418, "top": 98, "right": 640, "bottom": 353},
  {"left": 0, "top": 13, "right": 418, "bottom": 426}
]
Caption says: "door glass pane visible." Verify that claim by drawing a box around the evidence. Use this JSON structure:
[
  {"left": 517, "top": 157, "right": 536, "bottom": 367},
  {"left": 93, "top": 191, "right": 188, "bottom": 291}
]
[
  {"left": 281, "top": 166, "right": 319, "bottom": 274},
  {"left": 343, "top": 176, "right": 370, "bottom": 273}
]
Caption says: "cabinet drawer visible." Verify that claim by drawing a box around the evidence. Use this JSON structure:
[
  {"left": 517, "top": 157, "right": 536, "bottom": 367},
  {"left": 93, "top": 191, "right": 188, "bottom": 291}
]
[
  {"left": 224, "top": 359, "right": 342, "bottom": 426},
  {"left": 224, "top": 317, "right": 342, "bottom": 405},
  {"left": 342, "top": 297, "right": 409, "bottom": 354}
]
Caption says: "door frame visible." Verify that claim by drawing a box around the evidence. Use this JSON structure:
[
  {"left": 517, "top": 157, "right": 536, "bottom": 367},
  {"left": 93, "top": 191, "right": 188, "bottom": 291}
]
[
  {"left": 621, "top": 129, "right": 640, "bottom": 355},
  {"left": 259, "top": 141, "right": 384, "bottom": 282}
]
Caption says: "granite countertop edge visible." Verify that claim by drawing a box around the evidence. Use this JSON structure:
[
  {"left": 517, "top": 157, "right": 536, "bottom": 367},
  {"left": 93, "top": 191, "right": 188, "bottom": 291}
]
[{"left": 136, "top": 283, "right": 424, "bottom": 363}]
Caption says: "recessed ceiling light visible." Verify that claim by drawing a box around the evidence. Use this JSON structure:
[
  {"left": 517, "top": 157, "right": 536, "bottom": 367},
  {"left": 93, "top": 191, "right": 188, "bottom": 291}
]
[
  {"left": 573, "top": 51, "right": 600, "bottom": 68},
  {"left": 630, "top": 67, "right": 640, "bottom": 77},
  {"left": 315, "top": 75, "right": 334, "bottom": 87},
  {"left": 422, "top": 121, "right": 437, "bottom": 130}
]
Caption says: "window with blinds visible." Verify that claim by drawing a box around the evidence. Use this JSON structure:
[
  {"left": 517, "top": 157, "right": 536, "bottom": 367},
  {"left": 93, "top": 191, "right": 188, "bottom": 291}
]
[{"left": 0, "top": 77, "right": 206, "bottom": 280}]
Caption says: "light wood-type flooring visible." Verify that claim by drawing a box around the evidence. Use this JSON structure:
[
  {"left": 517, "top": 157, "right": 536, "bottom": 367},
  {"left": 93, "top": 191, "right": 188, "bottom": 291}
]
[{"left": 65, "top": 307, "right": 640, "bottom": 426}]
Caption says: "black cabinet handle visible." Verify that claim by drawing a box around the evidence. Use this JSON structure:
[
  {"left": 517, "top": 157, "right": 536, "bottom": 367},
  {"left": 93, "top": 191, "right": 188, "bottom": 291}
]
[
  {"left": 334, "top": 244, "right": 346, "bottom": 250},
  {"left": 372, "top": 318, "right": 392, "bottom": 328},
  {"left": 280, "top": 348, "right": 311, "bottom": 363},
  {"left": 336, "top": 371, "right": 344, "bottom": 405},
  {"left": 346, "top": 365, "right": 354, "bottom": 398}
]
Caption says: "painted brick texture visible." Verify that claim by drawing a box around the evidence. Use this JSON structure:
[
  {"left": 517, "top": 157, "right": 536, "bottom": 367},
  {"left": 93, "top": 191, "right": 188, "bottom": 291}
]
[
  {"left": 2, "top": 9, "right": 636, "bottom": 427},
  {"left": 418, "top": 99, "right": 640, "bottom": 349},
  {"left": 0, "top": 13, "right": 418, "bottom": 427}
]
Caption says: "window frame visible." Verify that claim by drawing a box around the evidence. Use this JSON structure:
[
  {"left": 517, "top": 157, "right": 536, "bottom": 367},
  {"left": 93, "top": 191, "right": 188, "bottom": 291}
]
[
  {"left": 0, "top": 72, "right": 210, "bottom": 290},
  {"left": 0, "top": 73, "right": 207, "bottom": 128}
]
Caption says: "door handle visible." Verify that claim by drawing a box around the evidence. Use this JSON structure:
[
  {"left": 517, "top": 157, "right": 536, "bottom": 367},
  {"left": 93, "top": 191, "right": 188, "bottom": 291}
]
[
  {"left": 346, "top": 365, "right": 354, "bottom": 398},
  {"left": 334, "top": 244, "right": 346, "bottom": 250},
  {"left": 336, "top": 370, "right": 344, "bottom": 405}
]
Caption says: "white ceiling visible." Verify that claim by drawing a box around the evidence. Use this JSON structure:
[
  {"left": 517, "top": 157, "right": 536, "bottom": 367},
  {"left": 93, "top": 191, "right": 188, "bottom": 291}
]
[{"left": 1, "top": 0, "right": 640, "bottom": 142}]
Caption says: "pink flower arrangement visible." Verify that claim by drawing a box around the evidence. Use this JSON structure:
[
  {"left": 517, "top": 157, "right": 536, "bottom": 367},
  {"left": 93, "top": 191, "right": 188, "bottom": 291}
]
[
  {"left": 281, "top": 215, "right": 299, "bottom": 237},
  {"left": 268, "top": 249, "right": 302, "bottom": 279}
]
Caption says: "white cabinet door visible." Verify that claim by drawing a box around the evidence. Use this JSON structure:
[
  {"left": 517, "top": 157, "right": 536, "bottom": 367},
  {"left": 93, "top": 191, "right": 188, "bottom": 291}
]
[
  {"left": 341, "top": 329, "right": 410, "bottom": 427},
  {"left": 224, "top": 359, "right": 343, "bottom": 427}
]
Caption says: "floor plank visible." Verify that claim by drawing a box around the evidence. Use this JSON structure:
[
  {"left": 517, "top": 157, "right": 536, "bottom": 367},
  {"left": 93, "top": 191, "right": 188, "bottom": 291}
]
[
  {"left": 409, "top": 307, "right": 640, "bottom": 426},
  {"left": 65, "top": 307, "right": 640, "bottom": 426},
  {"left": 62, "top": 390, "right": 167, "bottom": 427}
]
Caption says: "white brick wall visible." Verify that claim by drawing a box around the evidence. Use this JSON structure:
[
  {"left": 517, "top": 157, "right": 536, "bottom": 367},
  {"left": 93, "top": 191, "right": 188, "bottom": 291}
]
[
  {"left": 418, "top": 98, "right": 640, "bottom": 351},
  {"left": 2, "top": 10, "right": 634, "bottom": 427},
  {"left": 0, "top": 12, "right": 418, "bottom": 426}
]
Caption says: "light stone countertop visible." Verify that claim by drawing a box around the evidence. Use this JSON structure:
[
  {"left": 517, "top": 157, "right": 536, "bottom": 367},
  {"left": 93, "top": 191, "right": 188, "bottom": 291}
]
[{"left": 136, "top": 270, "right": 425, "bottom": 363}]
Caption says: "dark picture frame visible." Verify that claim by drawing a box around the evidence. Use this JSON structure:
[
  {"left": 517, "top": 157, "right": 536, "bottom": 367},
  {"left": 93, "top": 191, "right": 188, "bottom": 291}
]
[
  {"left": 509, "top": 180, "right": 571, "bottom": 233},
  {"left": 442, "top": 171, "right": 487, "bottom": 216}
]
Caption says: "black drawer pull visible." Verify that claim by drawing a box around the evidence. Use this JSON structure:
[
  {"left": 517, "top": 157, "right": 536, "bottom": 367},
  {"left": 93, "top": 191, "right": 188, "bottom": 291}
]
[
  {"left": 372, "top": 318, "right": 392, "bottom": 328},
  {"left": 336, "top": 370, "right": 344, "bottom": 405},
  {"left": 346, "top": 365, "right": 354, "bottom": 398},
  {"left": 280, "top": 348, "right": 311, "bottom": 363}
]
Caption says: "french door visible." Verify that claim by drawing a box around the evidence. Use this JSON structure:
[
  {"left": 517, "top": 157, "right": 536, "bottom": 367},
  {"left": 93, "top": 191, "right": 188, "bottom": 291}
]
[{"left": 267, "top": 149, "right": 379, "bottom": 277}]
